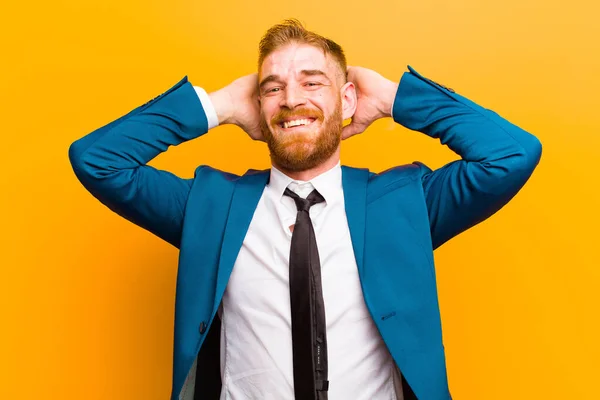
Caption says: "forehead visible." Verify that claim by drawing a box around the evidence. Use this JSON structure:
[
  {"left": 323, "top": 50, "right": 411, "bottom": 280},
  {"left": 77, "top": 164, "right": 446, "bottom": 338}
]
[{"left": 260, "top": 43, "right": 336, "bottom": 80}]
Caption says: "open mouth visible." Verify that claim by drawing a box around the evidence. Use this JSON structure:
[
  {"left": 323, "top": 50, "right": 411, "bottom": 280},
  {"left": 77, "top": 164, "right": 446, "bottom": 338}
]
[{"left": 278, "top": 118, "right": 317, "bottom": 130}]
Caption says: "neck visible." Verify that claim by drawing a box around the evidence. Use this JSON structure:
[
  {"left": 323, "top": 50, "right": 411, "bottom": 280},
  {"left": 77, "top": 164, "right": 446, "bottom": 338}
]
[{"left": 273, "top": 148, "right": 341, "bottom": 181}]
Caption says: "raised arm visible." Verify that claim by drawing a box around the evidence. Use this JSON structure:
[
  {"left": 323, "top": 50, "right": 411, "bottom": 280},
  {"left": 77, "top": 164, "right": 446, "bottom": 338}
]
[
  {"left": 344, "top": 65, "right": 542, "bottom": 249},
  {"left": 68, "top": 73, "right": 262, "bottom": 248}
]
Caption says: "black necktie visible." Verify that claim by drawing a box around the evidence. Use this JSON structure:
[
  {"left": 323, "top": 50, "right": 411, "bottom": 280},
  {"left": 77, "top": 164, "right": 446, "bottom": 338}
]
[{"left": 284, "top": 187, "right": 329, "bottom": 400}]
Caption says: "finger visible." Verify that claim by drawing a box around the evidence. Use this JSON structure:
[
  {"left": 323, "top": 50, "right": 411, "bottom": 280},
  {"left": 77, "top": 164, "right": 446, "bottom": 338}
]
[
  {"left": 251, "top": 128, "right": 266, "bottom": 142},
  {"left": 341, "top": 122, "right": 364, "bottom": 140}
]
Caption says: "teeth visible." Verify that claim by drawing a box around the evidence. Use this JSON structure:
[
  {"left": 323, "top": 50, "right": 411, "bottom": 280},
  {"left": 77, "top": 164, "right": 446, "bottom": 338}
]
[{"left": 283, "top": 118, "right": 312, "bottom": 129}]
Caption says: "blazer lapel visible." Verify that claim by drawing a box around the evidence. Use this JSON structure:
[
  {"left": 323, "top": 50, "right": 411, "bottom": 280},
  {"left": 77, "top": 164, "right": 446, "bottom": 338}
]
[
  {"left": 213, "top": 169, "right": 270, "bottom": 311},
  {"left": 213, "top": 166, "right": 369, "bottom": 312},
  {"left": 341, "top": 166, "right": 369, "bottom": 277}
]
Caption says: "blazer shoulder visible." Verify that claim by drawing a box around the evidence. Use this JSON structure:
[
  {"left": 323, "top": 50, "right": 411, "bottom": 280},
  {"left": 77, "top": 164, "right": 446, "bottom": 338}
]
[
  {"left": 193, "top": 165, "right": 241, "bottom": 183},
  {"left": 191, "top": 165, "right": 270, "bottom": 187},
  {"left": 362, "top": 163, "right": 430, "bottom": 202},
  {"left": 371, "top": 162, "right": 431, "bottom": 185}
]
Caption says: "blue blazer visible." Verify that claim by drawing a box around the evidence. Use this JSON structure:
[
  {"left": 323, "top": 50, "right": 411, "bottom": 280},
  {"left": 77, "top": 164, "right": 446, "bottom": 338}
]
[{"left": 69, "top": 66, "right": 541, "bottom": 400}]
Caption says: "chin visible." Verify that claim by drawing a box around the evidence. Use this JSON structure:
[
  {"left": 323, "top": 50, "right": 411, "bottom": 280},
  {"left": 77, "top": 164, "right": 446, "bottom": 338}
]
[
  {"left": 277, "top": 145, "right": 329, "bottom": 171},
  {"left": 274, "top": 126, "right": 320, "bottom": 139}
]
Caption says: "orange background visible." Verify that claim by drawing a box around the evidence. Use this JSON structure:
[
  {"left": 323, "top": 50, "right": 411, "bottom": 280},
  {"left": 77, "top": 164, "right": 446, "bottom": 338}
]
[{"left": 2, "top": 0, "right": 599, "bottom": 399}]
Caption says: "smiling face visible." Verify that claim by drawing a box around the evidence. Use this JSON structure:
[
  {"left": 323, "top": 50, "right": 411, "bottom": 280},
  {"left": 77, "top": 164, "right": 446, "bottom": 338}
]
[{"left": 258, "top": 43, "right": 355, "bottom": 172}]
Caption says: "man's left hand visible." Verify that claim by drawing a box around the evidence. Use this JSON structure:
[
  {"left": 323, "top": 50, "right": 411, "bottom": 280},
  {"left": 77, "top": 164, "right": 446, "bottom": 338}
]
[{"left": 342, "top": 66, "right": 398, "bottom": 139}]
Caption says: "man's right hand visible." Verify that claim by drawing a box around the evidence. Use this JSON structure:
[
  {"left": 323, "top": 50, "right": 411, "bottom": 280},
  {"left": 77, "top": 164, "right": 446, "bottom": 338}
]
[{"left": 208, "top": 73, "right": 264, "bottom": 141}]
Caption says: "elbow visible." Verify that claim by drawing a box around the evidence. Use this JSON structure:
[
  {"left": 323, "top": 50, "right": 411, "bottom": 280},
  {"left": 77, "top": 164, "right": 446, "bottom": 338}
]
[
  {"left": 68, "top": 139, "right": 83, "bottom": 169},
  {"left": 483, "top": 132, "right": 542, "bottom": 192},
  {"left": 519, "top": 133, "right": 543, "bottom": 174},
  {"left": 68, "top": 139, "right": 88, "bottom": 179},
  {"left": 500, "top": 133, "right": 542, "bottom": 187},
  {"left": 68, "top": 138, "right": 101, "bottom": 185}
]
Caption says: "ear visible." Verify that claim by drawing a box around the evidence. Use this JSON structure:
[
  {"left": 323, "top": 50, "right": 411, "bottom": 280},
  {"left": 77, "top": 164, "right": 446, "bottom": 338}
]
[{"left": 340, "top": 81, "right": 357, "bottom": 120}]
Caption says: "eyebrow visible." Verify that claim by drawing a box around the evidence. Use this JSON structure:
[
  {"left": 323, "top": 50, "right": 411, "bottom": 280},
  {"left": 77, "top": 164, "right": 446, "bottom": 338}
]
[{"left": 259, "top": 69, "right": 330, "bottom": 90}]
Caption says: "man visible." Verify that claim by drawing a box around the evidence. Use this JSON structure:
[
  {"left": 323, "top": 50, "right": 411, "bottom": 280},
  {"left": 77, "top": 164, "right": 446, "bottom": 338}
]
[{"left": 69, "top": 19, "right": 541, "bottom": 400}]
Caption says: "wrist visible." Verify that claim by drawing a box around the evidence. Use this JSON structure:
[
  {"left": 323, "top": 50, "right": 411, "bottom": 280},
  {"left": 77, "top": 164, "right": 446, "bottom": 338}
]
[
  {"left": 379, "top": 80, "right": 399, "bottom": 118},
  {"left": 208, "top": 88, "right": 234, "bottom": 125}
]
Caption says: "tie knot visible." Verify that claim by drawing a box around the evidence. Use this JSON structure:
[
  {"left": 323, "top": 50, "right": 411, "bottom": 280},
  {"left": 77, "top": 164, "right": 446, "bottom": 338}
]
[{"left": 284, "top": 187, "right": 325, "bottom": 212}]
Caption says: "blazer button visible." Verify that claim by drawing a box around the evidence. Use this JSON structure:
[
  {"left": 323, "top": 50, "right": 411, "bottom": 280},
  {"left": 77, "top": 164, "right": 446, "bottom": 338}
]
[{"left": 199, "top": 321, "right": 207, "bottom": 335}]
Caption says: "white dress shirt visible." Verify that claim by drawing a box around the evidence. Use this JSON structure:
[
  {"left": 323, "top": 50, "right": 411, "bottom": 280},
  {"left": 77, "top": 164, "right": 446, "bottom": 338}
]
[{"left": 192, "top": 86, "right": 404, "bottom": 400}]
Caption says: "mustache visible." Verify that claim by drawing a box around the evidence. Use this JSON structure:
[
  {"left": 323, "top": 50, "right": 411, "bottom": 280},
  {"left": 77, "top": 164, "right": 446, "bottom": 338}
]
[{"left": 271, "top": 108, "right": 324, "bottom": 125}]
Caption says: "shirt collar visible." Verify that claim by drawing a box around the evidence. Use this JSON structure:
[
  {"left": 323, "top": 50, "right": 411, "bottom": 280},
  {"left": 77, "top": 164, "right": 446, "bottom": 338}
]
[{"left": 269, "top": 161, "right": 342, "bottom": 204}]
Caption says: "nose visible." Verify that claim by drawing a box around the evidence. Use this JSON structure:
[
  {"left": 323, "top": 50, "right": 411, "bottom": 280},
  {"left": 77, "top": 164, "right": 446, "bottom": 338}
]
[{"left": 280, "top": 84, "right": 307, "bottom": 109}]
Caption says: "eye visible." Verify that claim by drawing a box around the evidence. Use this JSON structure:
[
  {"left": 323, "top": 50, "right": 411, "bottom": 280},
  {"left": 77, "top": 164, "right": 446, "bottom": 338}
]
[
  {"left": 266, "top": 87, "right": 280, "bottom": 93},
  {"left": 305, "top": 82, "right": 321, "bottom": 87}
]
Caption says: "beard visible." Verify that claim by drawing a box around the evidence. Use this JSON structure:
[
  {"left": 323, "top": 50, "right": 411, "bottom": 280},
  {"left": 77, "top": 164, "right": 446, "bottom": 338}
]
[{"left": 260, "top": 97, "right": 343, "bottom": 172}]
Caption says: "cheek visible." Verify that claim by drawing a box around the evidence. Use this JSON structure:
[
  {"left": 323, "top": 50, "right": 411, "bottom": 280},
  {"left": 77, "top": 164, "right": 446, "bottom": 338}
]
[
  {"left": 260, "top": 103, "right": 278, "bottom": 123},
  {"left": 309, "top": 92, "right": 336, "bottom": 114}
]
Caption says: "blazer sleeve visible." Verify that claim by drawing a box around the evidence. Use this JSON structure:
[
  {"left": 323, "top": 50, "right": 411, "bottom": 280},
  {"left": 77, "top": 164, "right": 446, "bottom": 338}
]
[
  {"left": 68, "top": 76, "right": 211, "bottom": 248},
  {"left": 392, "top": 66, "right": 542, "bottom": 250}
]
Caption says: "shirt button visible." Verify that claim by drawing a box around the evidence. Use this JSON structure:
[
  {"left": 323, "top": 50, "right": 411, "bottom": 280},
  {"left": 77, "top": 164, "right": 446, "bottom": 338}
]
[{"left": 198, "top": 321, "right": 207, "bottom": 334}]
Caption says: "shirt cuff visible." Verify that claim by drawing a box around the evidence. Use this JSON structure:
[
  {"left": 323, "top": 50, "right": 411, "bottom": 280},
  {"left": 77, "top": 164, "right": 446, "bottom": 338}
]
[
  {"left": 390, "top": 82, "right": 397, "bottom": 117},
  {"left": 193, "top": 86, "right": 219, "bottom": 130}
]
